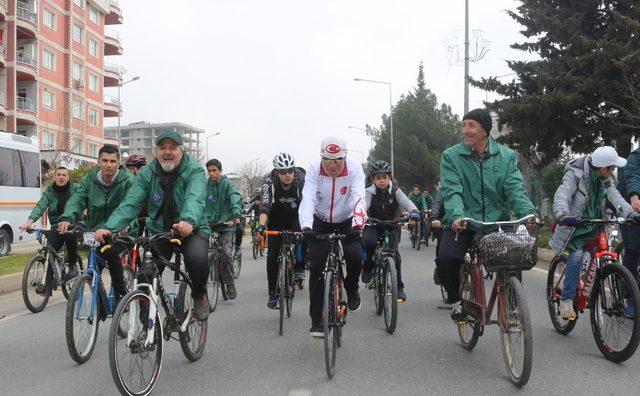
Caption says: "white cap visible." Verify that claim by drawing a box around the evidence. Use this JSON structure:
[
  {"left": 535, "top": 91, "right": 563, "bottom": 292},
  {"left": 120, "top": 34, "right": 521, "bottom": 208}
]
[
  {"left": 320, "top": 135, "right": 347, "bottom": 159},
  {"left": 591, "top": 146, "right": 626, "bottom": 168}
]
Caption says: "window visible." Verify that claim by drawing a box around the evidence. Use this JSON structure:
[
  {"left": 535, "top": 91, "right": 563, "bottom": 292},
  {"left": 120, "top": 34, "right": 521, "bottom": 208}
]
[
  {"left": 72, "top": 61, "right": 83, "bottom": 83},
  {"left": 88, "top": 143, "right": 98, "bottom": 158},
  {"left": 89, "top": 6, "right": 99, "bottom": 24},
  {"left": 42, "top": 130, "right": 55, "bottom": 150},
  {"left": 42, "top": 89, "right": 55, "bottom": 110},
  {"left": 72, "top": 99, "right": 83, "bottom": 119},
  {"left": 88, "top": 107, "right": 98, "bottom": 126},
  {"left": 89, "top": 38, "right": 98, "bottom": 57},
  {"left": 44, "top": 9, "right": 56, "bottom": 30},
  {"left": 71, "top": 137, "right": 83, "bottom": 154},
  {"left": 88, "top": 73, "right": 98, "bottom": 92},
  {"left": 72, "top": 24, "right": 84, "bottom": 44},
  {"left": 74, "top": 0, "right": 84, "bottom": 9},
  {"left": 0, "top": 148, "right": 40, "bottom": 188},
  {"left": 42, "top": 49, "right": 56, "bottom": 71}
]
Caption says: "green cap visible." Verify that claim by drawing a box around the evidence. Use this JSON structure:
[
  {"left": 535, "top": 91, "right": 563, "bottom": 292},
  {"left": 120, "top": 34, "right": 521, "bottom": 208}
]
[{"left": 155, "top": 130, "right": 183, "bottom": 145}]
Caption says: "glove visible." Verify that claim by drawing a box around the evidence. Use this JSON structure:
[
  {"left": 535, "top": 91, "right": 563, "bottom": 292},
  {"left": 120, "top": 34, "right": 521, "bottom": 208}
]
[
  {"left": 257, "top": 224, "right": 266, "bottom": 235},
  {"left": 630, "top": 213, "right": 640, "bottom": 224},
  {"left": 559, "top": 216, "right": 578, "bottom": 226},
  {"left": 410, "top": 211, "right": 420, "bottom": 219},
  {"left": 302, "top": 228, "right": 315, "bottom": 242},
  {"left": 348, "top": 227, "right": 363, "bottom": 241}
]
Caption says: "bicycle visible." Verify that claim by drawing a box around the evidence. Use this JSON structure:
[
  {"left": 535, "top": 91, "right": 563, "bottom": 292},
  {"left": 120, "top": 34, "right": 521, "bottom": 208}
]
[
  {"left": 21, "top": 228, "right": 84, "bottom": 313},
  {"left": 232, "top": 234, "right": 242, "bottom": 279},
  {"left": 107, "top": 232, "right": 207, "bottom": 396},
  {"left": 206, "top": 227, "right": 226, "bottom": 312},
  {"left": 64, "top": 224, "right": 133, "bottom": 364},
  {"left": 366, "top": 217, "right": 407, "bottom": 334},
  {"left": 408, "top": 218, "right": 421, "bottom": 250},
  {"left": 264, "top": 230, "right": 302, "bottom": 335},
  {"left": 421, "top": 210, "right": 431, "bottom": 248},
  {"left": 456, "top": 215, "right": 540, "bottom": 388},
  {"left": 546, "top": 217, "right": 640, "bottom": 363},
  {"left": 252, "top": 220, "right": 266, "bottom": 259}
]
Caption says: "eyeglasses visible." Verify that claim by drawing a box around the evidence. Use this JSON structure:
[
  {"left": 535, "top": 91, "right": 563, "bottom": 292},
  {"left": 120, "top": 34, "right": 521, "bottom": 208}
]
[
  {"left": 277, "top": 169, "right": 295, "bottom": 175},
  {"left": 321, "top": 157, "right": 345, "bottom": 164}
]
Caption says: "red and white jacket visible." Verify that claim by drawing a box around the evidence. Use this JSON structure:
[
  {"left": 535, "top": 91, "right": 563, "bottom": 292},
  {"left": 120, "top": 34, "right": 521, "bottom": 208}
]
[{"left": 299, "top": 158, "right": 367, "bottom": 229}]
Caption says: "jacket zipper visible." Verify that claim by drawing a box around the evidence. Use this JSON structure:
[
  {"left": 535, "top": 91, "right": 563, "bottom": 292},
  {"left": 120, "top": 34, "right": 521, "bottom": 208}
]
[
  {"left": 329, "top": 178, "right": 336, "bottom": 223},
  {"left": 104, "top": 189, "right": 109, "bottom": 225},
  {"left": 480, "top": 158, "right": 486, "bottom": 221}
]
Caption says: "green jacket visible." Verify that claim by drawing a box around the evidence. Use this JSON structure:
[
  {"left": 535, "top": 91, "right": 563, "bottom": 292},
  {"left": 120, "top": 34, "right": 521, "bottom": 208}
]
[
  {"left": 104, "top": 155, "right": 209, "bottom": 235},
  {"left": 29, "top": 182, "right": 80, "bottom": 227},
  {"left": 424, "top": 194, "right": 433, "bottom": 209},
  {"left": 440, "top": 138, "right": 536, "bottom": 225},
  {"left": 205, "top": 176, "right": 242, "bottom": 232},
  {"left": 60, "top": 167, "right": 134, "bottom": 230},
  {"left": 408, "top": 192, "right": 427, "bottom": 211}
]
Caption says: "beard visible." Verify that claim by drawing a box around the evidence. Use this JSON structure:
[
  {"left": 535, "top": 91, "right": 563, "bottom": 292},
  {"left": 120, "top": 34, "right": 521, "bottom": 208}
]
[{"left": 160, "top": 159, "right": 177, "bottom": 172}]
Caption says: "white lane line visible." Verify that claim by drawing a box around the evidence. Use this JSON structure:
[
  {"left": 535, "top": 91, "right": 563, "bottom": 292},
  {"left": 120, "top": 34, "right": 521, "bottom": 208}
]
[
  {"left": 289, "top": 389, "right": 312, "bottom": 396},
  {"left": 531, "top": 267, "right": 548, "bottom": 275}
]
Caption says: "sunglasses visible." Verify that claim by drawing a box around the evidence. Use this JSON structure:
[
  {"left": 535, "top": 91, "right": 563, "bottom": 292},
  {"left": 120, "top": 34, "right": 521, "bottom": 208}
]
[
  {"left": 321, "top": 157, "right": 345, "bottom": 164},
  {"left": 277, "top": 169, "right": 295, "bottom": 175}
]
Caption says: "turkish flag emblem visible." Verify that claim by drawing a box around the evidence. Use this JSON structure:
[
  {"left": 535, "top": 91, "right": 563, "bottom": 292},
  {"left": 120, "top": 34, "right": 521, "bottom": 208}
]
[
  {"left": 326, "top": 144, "right": 341, "bottom": 154},
  {"left": 340, "top": 186, "right": 348, "bottom": 195}
]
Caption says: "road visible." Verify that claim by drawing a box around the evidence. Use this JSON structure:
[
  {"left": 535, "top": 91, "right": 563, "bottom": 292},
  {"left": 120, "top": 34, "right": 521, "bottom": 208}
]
[{"left": 0, "top": 236, "right": 638, "bottom": 395}]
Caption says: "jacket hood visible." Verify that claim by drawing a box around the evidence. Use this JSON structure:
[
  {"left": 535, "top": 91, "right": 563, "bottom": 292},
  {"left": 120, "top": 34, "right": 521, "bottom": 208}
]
[
  {"left": 269, "top": 166, "right": 306, "bottom": 184},
  {"left": 88, "top": 166, "right": 130, "bottom": 187}
]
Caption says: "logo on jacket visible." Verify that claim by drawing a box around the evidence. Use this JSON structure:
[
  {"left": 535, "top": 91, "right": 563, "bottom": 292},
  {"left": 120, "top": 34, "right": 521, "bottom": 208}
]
[
  {"left": 208, "top": 194, "right": 216, "bottom": 201},
  {"left": 152, "top": 193, "right": 162, "bottom": 202},
  {"left": 326, "top": 144, "right": 341, "bottom": 154},
  {"left": 340, "top": 186, "right": 348, "bottom": 195}
]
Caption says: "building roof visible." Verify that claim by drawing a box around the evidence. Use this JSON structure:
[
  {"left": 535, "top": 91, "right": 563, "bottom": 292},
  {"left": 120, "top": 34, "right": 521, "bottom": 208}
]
[{"left": 105, "top": 121, "right": 205, "bottom": 134}]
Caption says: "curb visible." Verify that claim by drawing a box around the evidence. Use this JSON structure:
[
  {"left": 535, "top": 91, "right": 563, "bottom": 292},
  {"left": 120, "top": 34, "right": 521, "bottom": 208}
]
[{"left": 0, "top": 273, "right": 22, "bottom": 295}]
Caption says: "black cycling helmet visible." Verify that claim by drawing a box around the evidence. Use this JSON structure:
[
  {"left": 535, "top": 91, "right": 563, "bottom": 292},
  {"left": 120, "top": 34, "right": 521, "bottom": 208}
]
[
  {"left": 125, "top": 155, "right": 147, "bottom": 168},
  {"left": 370, "top": 160, "right": 392, "bottom": 176}
]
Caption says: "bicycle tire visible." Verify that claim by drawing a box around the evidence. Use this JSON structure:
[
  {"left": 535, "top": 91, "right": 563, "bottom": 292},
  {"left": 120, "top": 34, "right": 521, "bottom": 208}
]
[
  {"left": 109, "top": 290, "right": 163, "bottom": 396},
  {"left": 252, "top": 239, "right": 258, "bottom": 260},
  {"left": 286, "top": 260, "right": 294, "bottom": 318},
  {"left": 416, "top": 222, "right": 422, "bottom": 251},
  {"left": 383, "top": 257, "right": 398, "bottom": 334},
  {"left": 323, "top": 270, "right": 337, "bottom": 379},
  {"left": 22, "top": 255, "right": 50, "bottom": 313},
  {"left": 590, "top": 263, "right": 640, "bottom": 363},
  {"left": 207, "top": 254, "right": 219, "bottom": 312},
  {"left": 458, "top": 267, "right": 482, "bottom": 350},
  {"left": 177, "top": 281, "right": 208, "bottom": 361},
  {"left": 372, "top": 270, "right": 383, "bottom": 315},
  {"left": 545, "top": 255, "right": 577, "bottom": 335},
  {"left": 123, "top": 265, "right": 135, "bottom": 293},
  {"left": 233, "top": 253, "right": 242, "bottom": 279},
  {"left": 499, "top": 276, "right": 533, "bottom": 388},
  {"left": 423, "top": 222, "right": 430, "bottom": 248},
  {"left": 278, "top": 255, "right": 286, "bottom": 336},
  {"left": 410, "top": 224, "right": 417, "bottom": 249},
  {"left": 65, "top": 274, "right": 99, "bottom": 364}
]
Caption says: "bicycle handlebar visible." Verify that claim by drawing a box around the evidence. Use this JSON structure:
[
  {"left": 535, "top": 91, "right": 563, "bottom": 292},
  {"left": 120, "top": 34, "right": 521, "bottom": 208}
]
[
  {"left": 100, "top": 231, "right": 180, "bottom": 254},
  {"left": 264, "top": 230, "right": 303, "bottom": 237},
  {"left": 456, "top": 214, "right": 540, "bottom": 228},
  {"left": 366, "top": 217, "right": 409, "bottom": 227},
  {"left": 572, "top": 218, "right": 635, "bottom": 226}
]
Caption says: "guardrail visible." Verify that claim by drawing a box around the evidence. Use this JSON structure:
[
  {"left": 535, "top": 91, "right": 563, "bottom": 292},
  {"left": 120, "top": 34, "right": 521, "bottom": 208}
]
[
  {"left": 16, "top": 51, "right": 37, "bottom": 67},
  {"left": 17, "top": 7, "right": 37, "bottom": 24},
  {"left": 17, "top": 96, "right": 36, "bottom": 112}
]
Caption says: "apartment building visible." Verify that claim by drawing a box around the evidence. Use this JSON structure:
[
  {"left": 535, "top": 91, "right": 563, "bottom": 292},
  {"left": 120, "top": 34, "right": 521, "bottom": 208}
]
[
  {"left": 105, "top": 121, "right": 204, "bottom": 161},
  {"left": 0, "top": 0, "right": 124, "bottom": 169}
]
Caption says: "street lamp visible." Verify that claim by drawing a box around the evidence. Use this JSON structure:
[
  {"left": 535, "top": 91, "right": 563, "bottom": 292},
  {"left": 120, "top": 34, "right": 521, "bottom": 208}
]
[
  {"left": 353, "top": 77, "right": 394, "bottom": 175},
  {"left": 205, "top": 132, "right": 222, "bottom": 160},
  {"left": 117, "top": 76, "right": 140, "bottom": 155}
]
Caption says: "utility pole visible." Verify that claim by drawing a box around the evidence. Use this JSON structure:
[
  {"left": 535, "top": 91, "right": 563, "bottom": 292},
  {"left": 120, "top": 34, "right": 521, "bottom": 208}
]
[{"left": 464, "top": 0, "right": 470, "bottom": 114}]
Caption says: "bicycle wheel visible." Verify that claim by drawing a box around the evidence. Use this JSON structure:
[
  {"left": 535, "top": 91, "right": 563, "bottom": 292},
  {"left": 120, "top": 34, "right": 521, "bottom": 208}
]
[
  {"left": 65, "top": 274, "right": 99, "bottom": 364},
  {"left": 416, "top": 222, "right": 422, "bottom": 251},
  {"left": 545, "top": 255, "right": 577, "bottom": 335},
  {"left": 371, "top": 269, "right": 382, "bottom": 315},
  {"left": 207, "top": 254, "right": 219, "bottom": 312},
  {"left": 109, "top": 290, "right": 163, "bottom": 396},
  {"left": 233, "top": 252, "right": 242, "bottom": 279},
  {"left": 21, "top": 255, "right": 50, "bottom": 313},
  {"left": 177, "top": 281, "right": 208, "bottom": 361},
  {"left": 499, "top": 276, "right": 533, "bottom": 388},
  {"left": 278, "top": 256, "right": 286, "bottom": 336},
  {"left": 409, "top": 224, "right": 417, "bottom": 248},
  {"left": 123, "top": 265, "right": 135, "bottom": 292},
  {"left": 383, "top": 258, "right": 398, "bottom": 334},
  {"left": 423, "top": 222, "right": 430, "bottom": 247},
  {"left": 458, "top": 267, "right": 482, "bottom": 350},
  {"left": 286, "top": 260, "right": 294, "bottom": 318},
  {"left": 323, "top": 270, "right": 337, "bottom": 379},
  {"left": 590, "top": 263, "right": 640, "bottom": 363},
  {"left": 252, "top": 238, "right": 259, "bottom": 260}
]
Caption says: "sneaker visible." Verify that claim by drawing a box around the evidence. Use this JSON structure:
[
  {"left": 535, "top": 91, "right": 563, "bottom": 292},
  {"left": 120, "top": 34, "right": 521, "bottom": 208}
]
[
  {"left": 309, "top": 322, "right": 324, "bottom": 338},
  {"left": 433, "top": 267, "right": 441, "bottom": 285},
  {"left": 347, "top": 289, "right": 361, "bottom": 311},
  {"left": 267, "top": 294, "right": 278, "bottom": 309},
  {"left": 397, "top": 288, "right": 407, "bottom": 302},
  {"left": 227, "top": 283, "right": 237, "bottom": 300},
  {"left": 234, "top": 247, "right": 242, "bottom": 258},
  {"left": 450, "top": 301, "right": 466, "bottom": 321},
  {"left": 194, "top": 294, "right": 209, "bottom": 321},
  {"left": 559, "top": 299, "right": 576, "bottom": 320},
  {"left": 294, "top": 270, "right": 305, "bottom": 281},
  {"left": 361, "top": 269, "right": 373, "bottom": 284},
  {"left": 625, "top": 298, "right": 635, "bottom": 319}
]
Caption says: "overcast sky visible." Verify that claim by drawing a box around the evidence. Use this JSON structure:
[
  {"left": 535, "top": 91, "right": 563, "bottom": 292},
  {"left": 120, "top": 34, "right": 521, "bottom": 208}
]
[{"left": 107, "top": 0, "right": 529, "bottom": 172}]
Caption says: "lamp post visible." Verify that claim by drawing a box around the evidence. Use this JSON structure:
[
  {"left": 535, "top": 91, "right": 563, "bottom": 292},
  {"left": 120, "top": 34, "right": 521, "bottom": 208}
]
[
  {"left": 353, "top": 78, "right": 394, "bottom": 175},
  {"left": 205, "top": 132, "right": 222, "bottom": 160},
  {"left": 116, "top": 76, "right": 140, "bottom": 155}
]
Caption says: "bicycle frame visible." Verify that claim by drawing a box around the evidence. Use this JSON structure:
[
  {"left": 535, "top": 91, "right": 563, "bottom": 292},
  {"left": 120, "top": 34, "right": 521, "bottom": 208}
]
[
  {"left": 462, "top": 252, "right": 509, "bottom": 329},
  {"left": 576, "top": 230, "right": 618, "bottom": 311},
  {"left": 78, "top": 236, "right": 113, "bottom": 323}
]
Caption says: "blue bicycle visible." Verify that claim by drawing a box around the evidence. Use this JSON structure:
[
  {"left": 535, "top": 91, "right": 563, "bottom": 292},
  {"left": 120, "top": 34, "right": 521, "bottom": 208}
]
[{"left": 64, "top": 224, "right": 132, "bottom": 364}]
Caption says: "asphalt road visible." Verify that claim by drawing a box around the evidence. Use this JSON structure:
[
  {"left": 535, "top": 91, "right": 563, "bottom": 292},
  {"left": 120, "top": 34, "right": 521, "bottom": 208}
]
[{"left": 1, "top": 235, "right": 638, "bottom": 395}]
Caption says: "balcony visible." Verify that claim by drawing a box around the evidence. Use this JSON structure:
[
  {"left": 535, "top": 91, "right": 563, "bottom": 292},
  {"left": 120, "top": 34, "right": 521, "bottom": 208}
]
[
  {"left": 0, "top": 0, "right": 7, "bottom": 21},
  {"left": 16, "top": 96, "right": 37, "bottom": 125},
  {"left": 105, "top": 0, "right": 123, "bottom": 25},
  {"left": 16, "top": 51, "right": 37, "bottom": 80},
  {"left": 0, "top": 43, "right": 5, "bottom": 66},
  {"left": 0, "top": 91, "right": 6, "bottom": 115},
  {"left": 104, "top": 63, "right": 124, "bottom": 87},
  {"left": 16, "top": 7, "right": 38, "bottom": 38},
  {"left": 104, "top": 29, "right": 122, "bottom": 56},
  {"left": 104, "top": 95, "right": 120, "bottom": 117}
]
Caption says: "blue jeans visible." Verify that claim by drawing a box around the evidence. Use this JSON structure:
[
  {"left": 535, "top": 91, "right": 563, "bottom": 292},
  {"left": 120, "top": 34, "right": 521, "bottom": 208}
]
[
  {"left": 561, "top": 250, "right": 584, "bottom": 300},
  {"left": 620, "top": 224, "right": 640, "bottom": 281}
]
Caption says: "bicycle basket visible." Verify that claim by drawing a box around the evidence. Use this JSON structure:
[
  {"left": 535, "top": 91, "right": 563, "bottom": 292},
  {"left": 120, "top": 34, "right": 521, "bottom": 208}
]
[{"left": 478, "top": 226, "right": 539, "bottom": 272}]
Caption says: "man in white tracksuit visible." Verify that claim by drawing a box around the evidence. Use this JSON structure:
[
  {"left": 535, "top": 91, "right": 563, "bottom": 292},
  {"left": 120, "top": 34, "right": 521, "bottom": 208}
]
[{"left": 299, "top": 136, "right": 367, "bottom": 338}]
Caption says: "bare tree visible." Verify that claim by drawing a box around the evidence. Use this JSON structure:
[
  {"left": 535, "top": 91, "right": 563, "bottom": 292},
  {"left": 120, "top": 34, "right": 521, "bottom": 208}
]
[
  {"left": 234, "top": 158, "right": 268, "bottom": 197},
  {"left": 446, "top": 29, "right": 491, "bottom": 68}
]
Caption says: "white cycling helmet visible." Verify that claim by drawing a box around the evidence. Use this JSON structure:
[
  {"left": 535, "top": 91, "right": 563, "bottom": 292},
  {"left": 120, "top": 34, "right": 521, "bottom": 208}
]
[{"left": 273, "top": 152, "right": 295, "bottom": 170}]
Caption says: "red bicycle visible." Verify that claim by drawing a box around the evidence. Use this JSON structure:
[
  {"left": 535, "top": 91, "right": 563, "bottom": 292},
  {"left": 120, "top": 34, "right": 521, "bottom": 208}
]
[{"left": 546, "top": 218, "right": 640, "bottom": 362}]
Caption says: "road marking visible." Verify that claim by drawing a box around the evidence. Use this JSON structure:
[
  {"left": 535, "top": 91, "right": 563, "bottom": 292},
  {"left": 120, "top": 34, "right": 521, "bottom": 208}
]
[
  {"left": 0, "top": 298, "right": 67, "bottom": 322},
  {"left": 531, "top": 267, "right": 548, "bottom": 275},
  {"left": 289, "top": 389, "right": 312, "bottom": 396}
]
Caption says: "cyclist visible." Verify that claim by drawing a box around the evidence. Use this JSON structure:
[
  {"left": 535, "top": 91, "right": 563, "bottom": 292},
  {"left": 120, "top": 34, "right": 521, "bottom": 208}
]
[
  {"left": 361, "top": 160, "right": 419, "bottom": 302},
  {"left": 204, "top": 158, "right": 242, "bottom": 300},
  {"left": 408, "top": 185, "right": 428, "bottom": 240},
  {"left": 616, "top": 145, "right": 640, "bottom": 299},
  {"left": 248, "top": 188, "right": 262, "bottom": 233},
  {"left": 125, "top": 155, "right": 146, "bottom": 176},
  {"left": 257, "top": 152, "right": 306, "bottom": 309},
  {"left": 20, "top": 166, "right": 81, "bottom": 289},
  {"left": 439, "top": 108, "right": 537, "bottom": 321},
  {"left": 422, "top": 188, "right": 433, "bottom": 209},
  {"left": 299, "top": 136, "right": 366, "bottom": 337},
  {"left": 550, "top": 146, "right": 640, "bottom": 319},
  {"left": 58, "top": 144, "right": 134, "bottom": 303},
  {"left": 430, "top": 189, "right": 445, "bottom": 285},
  {"left": 95, "top": 131, "right": 211, "bottom": 320}
]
